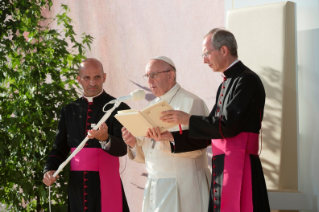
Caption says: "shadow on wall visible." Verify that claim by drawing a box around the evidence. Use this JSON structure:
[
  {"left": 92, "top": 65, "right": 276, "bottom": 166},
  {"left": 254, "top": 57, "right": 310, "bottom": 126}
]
[{"left": 258, "top": 66, "right": 283, "bottom": 188}]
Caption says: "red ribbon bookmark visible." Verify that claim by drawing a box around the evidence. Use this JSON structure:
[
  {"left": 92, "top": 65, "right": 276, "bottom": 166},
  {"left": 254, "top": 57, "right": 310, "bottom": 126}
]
[{"left": 179, "top": 124, "right": 182, "bottom": 134}]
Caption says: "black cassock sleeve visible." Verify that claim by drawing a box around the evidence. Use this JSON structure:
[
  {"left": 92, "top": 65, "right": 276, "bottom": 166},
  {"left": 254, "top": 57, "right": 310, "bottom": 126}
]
[
  {"left": 170, "top": 130, "right": 210, "bottom": 153},
  {"left": 43, "top": 107, "right": 70, "bottom": 174},
  {"left": 189, "top": 74, "right": 265, "bottom": 139},
  {"left": 105, "top": 102, "right": 130, "bottom": 157}
]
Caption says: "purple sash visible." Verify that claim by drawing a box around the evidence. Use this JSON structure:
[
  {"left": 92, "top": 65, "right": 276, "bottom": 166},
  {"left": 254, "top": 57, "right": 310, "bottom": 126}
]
[
  {"left": 70, "top": 148, "right": 122, "bottom": 212},
  {"left": 212, "top": 132, "right": 259, "bottom": 212}
]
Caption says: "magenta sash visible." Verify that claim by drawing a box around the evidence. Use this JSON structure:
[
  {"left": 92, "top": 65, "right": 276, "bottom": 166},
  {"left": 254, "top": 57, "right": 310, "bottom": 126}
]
[
  {"left": 70, "top": 148, "right": 122, "bottom": 212},
  {"left": 212, "top": 132, "right": 259, "bottom": 212}
]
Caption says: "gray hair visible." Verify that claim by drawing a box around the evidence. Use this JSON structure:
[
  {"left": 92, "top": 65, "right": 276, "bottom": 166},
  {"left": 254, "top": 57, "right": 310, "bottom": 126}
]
[
  {"left": 205, "top": 28, "right": 238, "bottom": 58},
  {"left": 165, "top": 62, "right": 176, "bottom": 82},
  {"left": 170, "top": 66, "right": 176, "bottom": 82}
]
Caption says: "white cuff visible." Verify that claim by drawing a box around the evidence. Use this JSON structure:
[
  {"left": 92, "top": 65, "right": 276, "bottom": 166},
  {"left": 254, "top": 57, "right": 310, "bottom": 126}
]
[
  {"left": 128, "top": 144, "right": 137, "bottom": 158},
  {"left": 100, "top": 137, "right": 111, "bottom": 150}
]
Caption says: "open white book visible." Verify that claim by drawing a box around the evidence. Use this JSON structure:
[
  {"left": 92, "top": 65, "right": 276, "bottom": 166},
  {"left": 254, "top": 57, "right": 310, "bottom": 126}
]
[{"left": 115, "top": 100, "right": 177, "bottom": 137}]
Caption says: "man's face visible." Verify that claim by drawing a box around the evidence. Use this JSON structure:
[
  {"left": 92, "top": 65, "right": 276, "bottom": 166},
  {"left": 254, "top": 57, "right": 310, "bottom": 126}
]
[
  {"left": 202, "top": 35, "right": 224, "bottom": 72},
  {"left": 145, "top": 60, "right": 173, "bottom": 97},
  {"left": 77, "top": 64, "right": 106, "bottom": 97}
]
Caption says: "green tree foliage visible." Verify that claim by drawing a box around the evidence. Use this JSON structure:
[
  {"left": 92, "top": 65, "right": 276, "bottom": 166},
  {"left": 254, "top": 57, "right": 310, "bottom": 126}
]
[{"left": 0, "top": 0, "right": 93, "bottom": 211}]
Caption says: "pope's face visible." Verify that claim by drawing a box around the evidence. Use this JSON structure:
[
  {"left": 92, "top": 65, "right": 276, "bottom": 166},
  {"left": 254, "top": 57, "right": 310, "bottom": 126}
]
[
  {"left": 145, "top": 60, "right": 173, "bottom": 97},
  {"left": 202, "top": 35, "right": 224, "bottom": 72},
  {"left": 77, "top": 65, "right": 106, "bottom": 97}
]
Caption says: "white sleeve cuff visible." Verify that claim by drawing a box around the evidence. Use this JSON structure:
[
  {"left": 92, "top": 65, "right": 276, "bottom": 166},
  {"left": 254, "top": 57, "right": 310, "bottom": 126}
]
[
  {"left": 128, "top": 144, "right": 137, "bottom": 158},
  {"left": 100, "top": 137, "right": 111, "bottom": 150}
]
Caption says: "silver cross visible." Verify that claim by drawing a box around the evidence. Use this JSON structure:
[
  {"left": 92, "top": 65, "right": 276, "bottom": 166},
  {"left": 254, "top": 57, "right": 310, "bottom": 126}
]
[{"left": 151, "top": 139, "right": 156, "bottom": 149}]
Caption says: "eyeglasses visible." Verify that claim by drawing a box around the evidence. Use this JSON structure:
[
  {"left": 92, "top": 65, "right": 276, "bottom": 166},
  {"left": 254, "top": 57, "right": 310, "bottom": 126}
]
[
  {"left": 202, "top": 48, "right": 219, "bottom": 58},
  {"left": 143, "top": 70, "right": 171, "bottom": 80}
]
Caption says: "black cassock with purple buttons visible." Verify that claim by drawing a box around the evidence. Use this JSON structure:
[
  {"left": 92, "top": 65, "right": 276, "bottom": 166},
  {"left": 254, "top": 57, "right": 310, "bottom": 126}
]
[
  {"left": 44, "top": 91, "right": 130, "bottom": 212},
  {"left": 172, "top": 61, "right": 270, "bottom": 212}
]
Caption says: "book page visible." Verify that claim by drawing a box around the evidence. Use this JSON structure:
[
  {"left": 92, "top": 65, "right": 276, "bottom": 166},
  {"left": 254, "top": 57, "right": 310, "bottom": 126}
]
[
  {"left": 117, "top": 109, "right": 139, "bottom": 115},
  {"left": 115, "top": 112, "right": 153, "bottom": 137},
  {"left": 141, "top": 100, "right": 177, "bottom": 133}
]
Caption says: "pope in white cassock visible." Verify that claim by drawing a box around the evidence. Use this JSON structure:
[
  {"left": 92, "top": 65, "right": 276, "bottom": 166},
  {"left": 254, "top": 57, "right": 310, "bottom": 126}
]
[{"left": 122, "top": 56, "right": 211, "bottom": 212}]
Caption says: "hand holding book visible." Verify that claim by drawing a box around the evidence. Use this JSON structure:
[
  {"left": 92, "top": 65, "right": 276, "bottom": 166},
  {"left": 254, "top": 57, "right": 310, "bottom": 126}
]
[
  {"left": 121, "top": 127, "right": 136, "bottom": 148},
  {"left": 160, "top": 109, "right": 191, "bottom": 125},
  {"left": 146, "top": 126, "right": 174, "bottom": 141},
  {"left": 115, "top": 100, "right": 177, "bottom": 137}
]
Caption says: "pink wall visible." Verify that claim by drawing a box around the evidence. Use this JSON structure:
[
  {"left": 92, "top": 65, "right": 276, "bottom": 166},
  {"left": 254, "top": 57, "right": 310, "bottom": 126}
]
[{"left": 46, "top": 1, "right": 224, "bottom": 211}]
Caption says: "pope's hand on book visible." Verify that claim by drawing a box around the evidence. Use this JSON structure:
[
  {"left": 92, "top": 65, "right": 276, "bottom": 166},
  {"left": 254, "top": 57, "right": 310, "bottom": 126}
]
[
  {"left": 122, "top": 127, "right": 136, "bottom": 148},
  {"left": 146, "top": 127, "right": 174, "bottom": 141}
]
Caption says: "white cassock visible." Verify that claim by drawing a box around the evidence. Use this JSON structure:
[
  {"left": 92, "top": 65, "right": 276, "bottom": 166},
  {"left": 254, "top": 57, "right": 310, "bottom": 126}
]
[{"left": 128, "top": 83, "right": 211, "bottom": 212}]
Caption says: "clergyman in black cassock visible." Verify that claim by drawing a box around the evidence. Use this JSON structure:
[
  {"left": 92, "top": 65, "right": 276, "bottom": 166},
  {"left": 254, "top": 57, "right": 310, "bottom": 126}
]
[
  {"left": 160, "top": 29, "right": 270, "bottom": 212},
  {"left": 43, "top": 58, "right": 130, "bottom": 212}
]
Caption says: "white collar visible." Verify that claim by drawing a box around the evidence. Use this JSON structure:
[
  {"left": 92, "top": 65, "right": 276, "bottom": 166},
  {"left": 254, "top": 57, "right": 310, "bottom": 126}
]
[
  {"left": 155, "top": 83, "right": 180, "bottom": 102},
  {"left": 222, "top": 59, "right": 240, "bottom": 77},
  {"left": 83, "top": 90, "right": 103, "bottom": 102}
]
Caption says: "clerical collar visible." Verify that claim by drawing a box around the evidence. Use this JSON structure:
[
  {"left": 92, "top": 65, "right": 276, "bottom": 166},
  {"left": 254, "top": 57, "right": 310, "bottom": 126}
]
[
  {"left": 222, "top": 59, "right": 240, "bottom": 78},
  {"left": 83, "top": 90, "right": 104, "bottom": 103},
  {"left": 156, "top": 83, "right": 180, "bottom": 103},
  {"left": 223, "top": 60, "right": 244, "bottom": 78}
]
